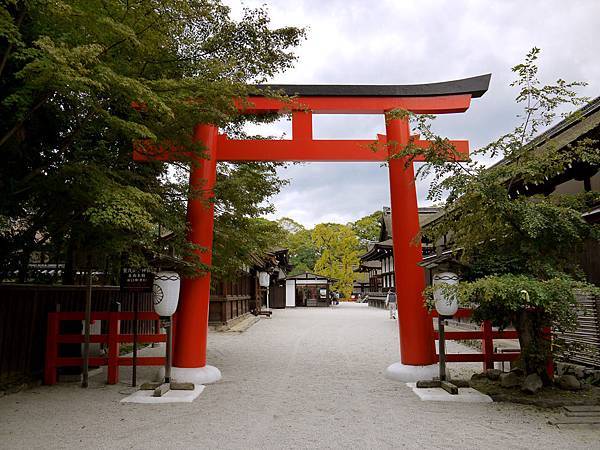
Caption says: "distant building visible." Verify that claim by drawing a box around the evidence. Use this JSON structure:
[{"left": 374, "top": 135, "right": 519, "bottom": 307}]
[
  {"left": 356, "top": 206, "right": 442, "bottom": 308},
  {"left": 419, "top": 96, "right": 600, "bottom": 367},
  {"left": 420, "top": 95, "right": 600, "bottom": 287},
  {"left": 284, "top": 272, "right": 336, "bottom": 307}
]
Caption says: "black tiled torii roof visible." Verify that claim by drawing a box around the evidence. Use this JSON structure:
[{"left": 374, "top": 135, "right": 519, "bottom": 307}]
[{"left": 254, "top": 74, "right": 491, "bottom": 99}]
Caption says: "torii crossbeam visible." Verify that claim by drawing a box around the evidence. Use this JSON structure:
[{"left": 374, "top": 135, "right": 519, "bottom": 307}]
[{"left": 134, "top": 74, "right": 491, "bottom": 384}]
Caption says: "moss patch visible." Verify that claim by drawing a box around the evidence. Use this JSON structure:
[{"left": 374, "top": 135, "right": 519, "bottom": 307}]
[{"left": 471, "top": 377, "right": 600, "bottom": 408}]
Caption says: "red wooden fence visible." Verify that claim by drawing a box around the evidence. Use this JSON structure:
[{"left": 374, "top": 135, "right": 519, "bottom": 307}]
[
  {"left": 0, "top": 284, "right": 155, "bottom": 385},
  {"left": 430, "top": 309, "right": 520, "bottom": 370},
  {"left": 45, "top": 311, "right": 166, "bottom": 385}
]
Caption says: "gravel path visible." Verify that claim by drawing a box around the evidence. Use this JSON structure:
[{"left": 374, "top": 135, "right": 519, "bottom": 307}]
[{"left": 1, "top": 303, "right": 598, "bottom": 449}]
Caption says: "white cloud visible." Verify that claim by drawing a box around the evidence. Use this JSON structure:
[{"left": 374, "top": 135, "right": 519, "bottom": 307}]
[{"left": 225, "top": 0, "right": 600, "bottom": 227}]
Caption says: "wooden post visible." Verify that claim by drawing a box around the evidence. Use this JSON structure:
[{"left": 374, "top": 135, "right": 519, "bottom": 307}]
[
  {"left": 543, "top": 326, "right": 554, "bottom": 380},
  {"left": 44, "top": 312, "right": 59, "bottom": 385},
  {"left": 107, "top": 310, "right": 120, "bottom": 384},
  {"left": 386, "top": 116, "right": 436, "bottom": 366},
  {"left": 132, "top": 291, "right": 139, "bottom": 386},
  {"left": 165, "top": 318, "right": 172, "bottom": 383},
  {"left": 438, "top": 316, "right": 447, "bottom": 381},
  {"left": 482, "top": 321, "right": 494, "bottom": 371},
  {"left": 82, "top": 268, "right": 92, "bottom": 388}
]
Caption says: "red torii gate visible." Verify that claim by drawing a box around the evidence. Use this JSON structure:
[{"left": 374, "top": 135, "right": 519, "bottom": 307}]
[{"left": 135, "top": 74, "right": 490, "bottom": 383}]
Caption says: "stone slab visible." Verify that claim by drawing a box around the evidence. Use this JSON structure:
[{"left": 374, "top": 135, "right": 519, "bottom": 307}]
[
  {"left": 565, "top": 411, "right": 600, "bottom": 417},
  {"left": 548, "top": 416, "right": 600, "bottom": 425},
  {"left": 120, "top": 384, "right": 205, "bottom": 404},
  {"left": 564, "top": 405, "right": 600, "bottom": 412},
  {"left": 406, "top": 382, "right": 493, "bottom": 403}
]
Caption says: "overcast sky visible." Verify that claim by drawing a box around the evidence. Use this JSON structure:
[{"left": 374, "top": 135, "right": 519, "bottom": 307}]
[{"left": 224, "top": 0, "right": 600, "bottom": 228}]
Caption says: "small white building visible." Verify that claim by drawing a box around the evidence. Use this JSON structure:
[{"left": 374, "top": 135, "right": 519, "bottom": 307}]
[{"left": 285, "top": 272, "right": 335, "bottom": 307}]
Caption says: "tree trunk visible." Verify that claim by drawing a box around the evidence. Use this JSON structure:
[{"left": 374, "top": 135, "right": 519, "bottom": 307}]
[{"left": 514, "top": 309, "right": 552, "bottom": 384}]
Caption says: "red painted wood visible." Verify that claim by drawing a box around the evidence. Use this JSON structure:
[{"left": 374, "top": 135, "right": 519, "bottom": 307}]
[
  {"left": 292, "top": 110, "right": 312, "bottom": 140},
  {"left": 135, "top": 136, "right": 469, "bottom": 163},
  {"left": 52, "top": 311, "right": 159, "bottom": 321},
  {"left": 493, "top": 330, "right": 519, "bottom": 339},
  {"left": 57, "top": 335, "right": 107, "bottom": 344},
  {"left": 481, "top": 321, "right": 494, "bottom": 370},
  {"left": 118, "top": 334, "right": 167, "bottom": 343},
  {"left": 388, "top": 117, "right": 436, "bottom": 366},
  {"left": 172, "top": 124, "right": 218, "bottom": 369},
  {"left": 434, "top": 331, "right": 484, "bottom": 340},
  {"left": 237, "top": 94, "right": 472, "bottom": 114},
  {"left": 430, "top": 308, "right": 472, "bottom": 318},
  {"left": 56, "top": 334, "right": 166, "bottom": 344},
  {"left": 443, "top": 354, "right": 485, "bottom": 362},
  {"left": 56, "top": 357, "right": 108, "bottom": 366},
  {"left": 434, "top": 330, "right": 519, "bottom": 341},
  {"left": 107, "top": 312, "right": 120, "bottom": 384},
  {"left": 215, "top": 136, "right": 469, "bottom": 162},
  {"left": 433, "top": 353, "right": 521, "bottom": 363},
  {"left": 117, "top": 357, "right": 165, "bottom": 366},
  {"left": 432, "top": 318, "right": 521, "bottom": 370},
  {"left": 44, "top": 310, "right": 169, "bottom": 385},
  {"left": 44, "top": 313, "right": 59, "bottom": 385},
  {"left": 131, "top": 91, "right": 482, "bottom": 372}
]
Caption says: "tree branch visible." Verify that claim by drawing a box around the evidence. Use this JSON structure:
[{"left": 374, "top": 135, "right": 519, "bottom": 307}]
[
  {"left": 0, "top": 93, "right": 51, "bottom": 148},
  {"left": 0, "top": 7, "right": 26, "bottom": 78}
]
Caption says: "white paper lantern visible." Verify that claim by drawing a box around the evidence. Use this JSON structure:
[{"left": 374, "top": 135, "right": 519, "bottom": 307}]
[
  {"left": 258, "top": 271, "right": 270, "bottom": 288},
  {"left": 432, "top": 272, "right": 459, "bottom": 316},
  {"left": 153, "top": 271, "right": 181, "bottom": 317}
]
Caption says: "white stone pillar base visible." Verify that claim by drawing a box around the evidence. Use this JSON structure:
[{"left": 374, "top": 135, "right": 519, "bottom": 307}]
[
  {"left": 385, "top": 362, "right": 441, "bottom": 382},
  {"left": 157, "top": 365, "right": 222, "bottom": 384}
]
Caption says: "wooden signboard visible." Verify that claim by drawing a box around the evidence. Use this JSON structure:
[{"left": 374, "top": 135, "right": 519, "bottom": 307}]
[{"left": 120, "top": 267, "right": 154, "bottom": 292}]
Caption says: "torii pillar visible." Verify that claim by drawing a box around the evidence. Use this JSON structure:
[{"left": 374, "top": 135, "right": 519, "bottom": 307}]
[
  {"left": 135, "top": 74, "right": 490, "bottom": 384},
  {"left": 385, "top": 116, "right": 438, "bottom": 381},
  {"left": 169, "top": 124, "right": 222, "bottom": 384}
]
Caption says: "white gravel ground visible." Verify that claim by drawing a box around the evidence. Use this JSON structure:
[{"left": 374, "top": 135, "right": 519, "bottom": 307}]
[{"left": 1, "top": 303, "right": 598, "bottom": 449}]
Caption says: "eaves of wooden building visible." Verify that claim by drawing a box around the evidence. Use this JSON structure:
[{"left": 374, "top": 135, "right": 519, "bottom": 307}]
[{"left": 356, "top": 207, "right": 441, "bottom": 308}]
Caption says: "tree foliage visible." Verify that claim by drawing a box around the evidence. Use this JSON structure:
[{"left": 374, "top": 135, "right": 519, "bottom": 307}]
[
  {"left": 0, "top": 0, "right": 305, "bottom": 282},
  {"left": 349, "top": 210, "right": 381, "bottom": 250},
  {"left": 312, "top": 223, "right": 359, "bottom": 297},
  {"left": 408, "top": 48, "right": 600, "bottom": 378},
  {"left": 277, "top": 217, "right": 318, "bottom": 277}
]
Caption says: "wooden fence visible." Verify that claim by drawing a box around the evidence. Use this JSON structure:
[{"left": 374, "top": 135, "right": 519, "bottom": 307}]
[
  {"left": 44, "top": 311, "right": 165, "bottom": 385},
  {"left": 555, "top": 292, "right": 600, "bottom": 368},
  {"left": 430, "top": 309, "right": 523, "bottom": 371},
  {"left": 366, "top": 291, "right": 386, "bottom": 309},
  {"left": 209, "top": 295, "right": 252, "bottom": 325},
  {"left": 0, "top": 284, "right": 153, "bottom": 385}
]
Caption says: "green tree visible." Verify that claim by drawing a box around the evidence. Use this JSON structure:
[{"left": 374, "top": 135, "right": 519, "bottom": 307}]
[
  {"left": 312, "top": 223, "right": 359, "bottom": 297},
  {"left": 278, "top": 217, "right": 317, "bottom": 276},
  {"left": 0, "top": 1, "right": 304, "bottom": 281},
  {"left": 350, "top": 211, "right": 381, "bottom": 250},
  {"left": 399, "top": 48, "right": 600, "bottom": 381}
]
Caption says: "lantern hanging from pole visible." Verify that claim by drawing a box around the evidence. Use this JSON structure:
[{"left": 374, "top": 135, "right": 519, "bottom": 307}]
[
  {"left": 432, "top": 272, "right": 459, "bottom": 317},
  {"left": 153, "top": 271, "right": 181, "bottom": 317},
  {"left": 258, "top": 271, "right": 270, "bottom": 288}
]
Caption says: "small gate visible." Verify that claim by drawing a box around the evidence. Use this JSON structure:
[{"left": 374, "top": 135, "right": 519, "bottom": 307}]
[{"left": 269, "top": 284, "right": 286, "bottom": 309}]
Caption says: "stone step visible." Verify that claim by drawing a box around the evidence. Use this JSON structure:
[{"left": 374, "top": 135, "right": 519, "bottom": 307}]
[
  {"left": 565, "top": 411, "right": 600, "bottom": 417},
  {"left": 563, "top": 405, "right": 600, "bottom": 413},
  {"left": 549, "top": 417, "right": 600, "bottom": 425}
]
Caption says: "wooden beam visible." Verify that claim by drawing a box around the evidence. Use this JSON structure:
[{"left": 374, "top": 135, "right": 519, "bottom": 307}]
[
  {"left": 216, "top": 135, "right": 469, "bottom": 162},
  {"left": 237, "top": 94, "right": 473, "bottom": 115}
]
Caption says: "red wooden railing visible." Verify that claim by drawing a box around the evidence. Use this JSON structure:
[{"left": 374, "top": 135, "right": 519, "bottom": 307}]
[
  {"left": 44, "top": 311, "right": 166, "bottom": 385},
  {"left": 430, "top": 309, "right": 520, "bottom": 371}
]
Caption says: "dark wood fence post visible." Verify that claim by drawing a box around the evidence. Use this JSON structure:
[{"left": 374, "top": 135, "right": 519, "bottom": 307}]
[
  {"left": 107, "top": 311, "right": 119, "bottom": 384},
  {"left": 44, "top": 312, "right": 59, "bottom": 385},
  {"left": 481, "top": 321, "right": 494, "bottom": 371}
]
